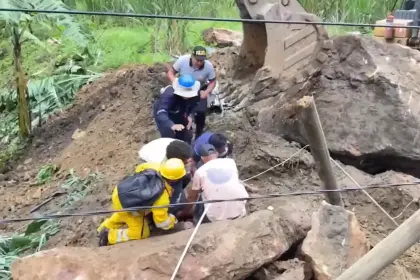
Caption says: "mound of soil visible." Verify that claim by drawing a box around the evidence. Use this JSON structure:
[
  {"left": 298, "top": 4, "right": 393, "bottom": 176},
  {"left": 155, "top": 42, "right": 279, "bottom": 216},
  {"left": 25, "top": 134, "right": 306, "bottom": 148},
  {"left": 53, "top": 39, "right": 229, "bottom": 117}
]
[{"left": 1, "top": 35, "right": 420, "bottom": 279}]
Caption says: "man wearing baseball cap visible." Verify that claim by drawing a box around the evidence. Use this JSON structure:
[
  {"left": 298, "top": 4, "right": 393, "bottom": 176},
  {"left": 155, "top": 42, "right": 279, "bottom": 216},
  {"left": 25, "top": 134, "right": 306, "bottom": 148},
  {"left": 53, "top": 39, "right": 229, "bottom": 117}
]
[
  {"left": 153, "top": 74, "right": 200, "bottom": 143},
  {"left": 167, "top": 46, "right": 217, "bottom": 139},
  {"left": 180, "top": 144, "right": 249, "bottom": 224}
]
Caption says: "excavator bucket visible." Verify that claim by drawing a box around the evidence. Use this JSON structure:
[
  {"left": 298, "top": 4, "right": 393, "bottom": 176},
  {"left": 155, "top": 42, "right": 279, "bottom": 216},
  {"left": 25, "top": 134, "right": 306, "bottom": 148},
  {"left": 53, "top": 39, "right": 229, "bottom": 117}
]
[{"left": 235, "top": 0, "right": 330, "bottom": 79}]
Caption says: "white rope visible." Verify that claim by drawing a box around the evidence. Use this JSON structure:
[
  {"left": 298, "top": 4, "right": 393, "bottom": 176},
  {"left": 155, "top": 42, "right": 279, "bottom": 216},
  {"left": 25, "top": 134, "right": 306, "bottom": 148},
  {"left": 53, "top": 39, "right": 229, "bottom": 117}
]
[
  {"left": 170, "top": 206, "right": 209, "bottom": 280},
  {"left": 330, "top": 158, "right": 399, "bottom": 227},
  {"left": 242, "top": 145, "right": 309, "bottom": 182},
  {"left": 393, "top": 199, "right": 417, "bottom": 219}
]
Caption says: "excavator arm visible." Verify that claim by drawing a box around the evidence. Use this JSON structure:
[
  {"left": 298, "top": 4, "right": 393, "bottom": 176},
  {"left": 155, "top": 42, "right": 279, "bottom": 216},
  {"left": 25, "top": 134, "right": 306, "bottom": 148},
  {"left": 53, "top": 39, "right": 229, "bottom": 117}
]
[
  {"left": 221, "top": 0, "right": 333, "bottom": 110},
  {"left": 235, "top": 0, "right": 331, "bottom": 77}
]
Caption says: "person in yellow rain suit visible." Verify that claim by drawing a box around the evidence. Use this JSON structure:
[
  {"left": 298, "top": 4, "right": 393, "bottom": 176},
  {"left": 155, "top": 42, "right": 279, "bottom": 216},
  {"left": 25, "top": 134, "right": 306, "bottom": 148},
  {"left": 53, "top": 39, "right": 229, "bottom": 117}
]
[{"left": 97, "top": 158, "right": 186, "bottom": 246}]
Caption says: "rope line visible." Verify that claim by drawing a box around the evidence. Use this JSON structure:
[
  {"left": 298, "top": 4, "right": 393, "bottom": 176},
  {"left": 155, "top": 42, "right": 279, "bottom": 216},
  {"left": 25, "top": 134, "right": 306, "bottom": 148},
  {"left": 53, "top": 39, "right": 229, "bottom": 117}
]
[
  {"left": 1, "top": 8, "right": 420, "bottom": 29},
  {"left": 392, "top": 199, "right": 417, "bottom": 219},
  {"left": 330, "top": 158, "right": 399, "bottom": 227},
  {"left": 242, "top": 145, "right": 309, "bottom": 182},
  {"left": 1, "top": 182, "right": 419, "bottom": 224},
  {"left": 170, "top": 207, "right": 209, "bottom": 280}
]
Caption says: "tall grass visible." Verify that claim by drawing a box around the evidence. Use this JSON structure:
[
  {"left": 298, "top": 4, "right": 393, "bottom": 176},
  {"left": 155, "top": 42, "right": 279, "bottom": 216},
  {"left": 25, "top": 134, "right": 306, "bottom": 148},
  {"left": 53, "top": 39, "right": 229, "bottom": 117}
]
[
  {"left": 300, "top": 0, "right": 403, "bottom": 23},
  {"left": 65, "top": 0, "right": 405, "bottom": 51},
  {"left": 64, "top": 0, "right": 238, "bottom": 53}
]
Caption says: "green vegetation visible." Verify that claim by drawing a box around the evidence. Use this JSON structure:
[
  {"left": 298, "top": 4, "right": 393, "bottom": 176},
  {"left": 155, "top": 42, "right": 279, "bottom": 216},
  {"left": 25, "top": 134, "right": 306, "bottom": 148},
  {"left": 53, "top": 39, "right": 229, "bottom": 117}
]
[
  {"left": 0, "top": 169, "right": 99, "bottom": 279},
  {"left": 36, "top": 164, "right": 59, "bottom": 184}
]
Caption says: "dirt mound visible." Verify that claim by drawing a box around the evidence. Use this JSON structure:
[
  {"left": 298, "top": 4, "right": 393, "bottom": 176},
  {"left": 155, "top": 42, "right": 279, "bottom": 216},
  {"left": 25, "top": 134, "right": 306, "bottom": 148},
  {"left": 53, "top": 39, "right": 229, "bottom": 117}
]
[{"left": 0, "top": 64, "right": 170, "bottom": 246}]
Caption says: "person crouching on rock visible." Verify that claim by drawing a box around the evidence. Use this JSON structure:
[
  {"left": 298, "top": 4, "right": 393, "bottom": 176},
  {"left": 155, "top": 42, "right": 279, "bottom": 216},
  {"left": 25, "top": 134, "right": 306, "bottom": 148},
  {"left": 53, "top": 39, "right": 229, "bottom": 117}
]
[
  {"left": 182, "top": 144, "right": 249, "bottom": 224},
  {"left": 97, "top": 158, "right": 187, "bottom": 246},
  {"left": 153, "top": 74, "right": 200, "bottom": 144}
]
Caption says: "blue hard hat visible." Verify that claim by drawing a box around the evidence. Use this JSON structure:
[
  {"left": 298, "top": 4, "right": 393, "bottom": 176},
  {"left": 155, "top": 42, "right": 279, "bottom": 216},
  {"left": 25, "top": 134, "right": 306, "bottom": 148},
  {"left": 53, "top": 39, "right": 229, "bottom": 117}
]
[{"left": 178, "top": 75, "right": 196, "bottom": 88}]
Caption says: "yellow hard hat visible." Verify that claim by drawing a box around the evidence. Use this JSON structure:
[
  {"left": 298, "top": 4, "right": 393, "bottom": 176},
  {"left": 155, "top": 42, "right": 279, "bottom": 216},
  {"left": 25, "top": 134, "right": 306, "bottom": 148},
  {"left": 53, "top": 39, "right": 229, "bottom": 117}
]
[{"left": 160, "top": 158, "right": 186, "bottom": 180}]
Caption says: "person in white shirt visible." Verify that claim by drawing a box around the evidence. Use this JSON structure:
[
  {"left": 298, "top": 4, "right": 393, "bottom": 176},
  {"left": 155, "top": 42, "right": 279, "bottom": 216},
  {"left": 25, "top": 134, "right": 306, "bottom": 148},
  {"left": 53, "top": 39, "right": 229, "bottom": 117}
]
[
  {"left": 184, "top": 144, "right": 249, "bottom": 224},
  {"left": 138, "top": 138, "right": 193, "bottom": 219}
]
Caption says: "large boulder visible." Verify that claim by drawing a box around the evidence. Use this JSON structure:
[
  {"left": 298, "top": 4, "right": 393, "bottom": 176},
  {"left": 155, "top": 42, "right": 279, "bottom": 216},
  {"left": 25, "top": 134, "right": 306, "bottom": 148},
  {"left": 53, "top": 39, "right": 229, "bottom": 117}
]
[
  {"left": 202, "top": 28, "right": 243, "bottom": 47},
  {"left": 221, "top": 35, "right": 420, "bottom": 177},
  {"left": 11, "top": 210, "right": 306, "bottom": 280},
  {"left": 301, "top": 201, "right": 370, "bottom": 280}
]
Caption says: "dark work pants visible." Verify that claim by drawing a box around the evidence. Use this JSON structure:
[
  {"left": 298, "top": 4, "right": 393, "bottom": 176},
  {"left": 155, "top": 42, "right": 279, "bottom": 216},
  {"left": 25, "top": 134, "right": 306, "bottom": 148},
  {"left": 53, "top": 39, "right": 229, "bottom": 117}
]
[{"left": 194, "top": 84, "right": 209, "bottom": 139}]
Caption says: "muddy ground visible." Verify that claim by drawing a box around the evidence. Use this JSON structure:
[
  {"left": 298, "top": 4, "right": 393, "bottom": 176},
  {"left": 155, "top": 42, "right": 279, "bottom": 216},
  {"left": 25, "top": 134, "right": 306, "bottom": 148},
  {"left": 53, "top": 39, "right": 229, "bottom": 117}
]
[{"left": 1, "top": 42, "right": 420, "bottom": 278}]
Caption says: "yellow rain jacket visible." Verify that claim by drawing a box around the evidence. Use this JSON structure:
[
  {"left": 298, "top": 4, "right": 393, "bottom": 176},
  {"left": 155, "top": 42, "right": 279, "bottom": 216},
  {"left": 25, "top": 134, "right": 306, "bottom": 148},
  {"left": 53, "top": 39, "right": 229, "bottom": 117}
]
[{"left": 97, "top": 162, "right": 176, "bottom": 245}]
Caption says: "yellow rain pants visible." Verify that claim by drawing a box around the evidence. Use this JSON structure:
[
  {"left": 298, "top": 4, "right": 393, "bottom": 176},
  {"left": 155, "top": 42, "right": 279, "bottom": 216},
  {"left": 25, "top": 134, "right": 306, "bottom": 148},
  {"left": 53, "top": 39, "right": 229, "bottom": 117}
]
[{"left": 97, "top": 162, "right": 177, "bottom": 245}]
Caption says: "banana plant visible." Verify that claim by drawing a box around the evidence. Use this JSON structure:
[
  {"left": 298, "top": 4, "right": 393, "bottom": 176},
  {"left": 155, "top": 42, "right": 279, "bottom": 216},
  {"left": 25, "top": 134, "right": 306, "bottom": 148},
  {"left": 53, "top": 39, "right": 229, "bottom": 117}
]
[{"left": 0, "top": 0, "right": 89, "bottom": 138}]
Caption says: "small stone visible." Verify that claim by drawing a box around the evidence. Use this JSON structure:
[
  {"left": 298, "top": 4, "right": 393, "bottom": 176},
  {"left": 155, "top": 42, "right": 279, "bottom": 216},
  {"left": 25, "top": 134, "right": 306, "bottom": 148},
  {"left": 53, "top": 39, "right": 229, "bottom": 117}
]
[
  {"left": 22, "top": 172, "right": 31, "bottom": 182},
  {"left": 316, "top": 52, "right": 329, "bottom": 63},
  {"left": 32, "top": 188, "right": 42, "bottom": 200},
  {"left": 24, "top": 158, "right": 33, "bottom": 165},
  {"left": 6, "top": 180, "right": 18, "bottom": 187},
  {"left": 101, "top": 104, "right": 106, "bottom": 111},
  {"left": 322, "top": 40, "right": 334, "bottom": 50},
  {"left": 16, "top": 165, "right": 24, "bottom": 172},
  {"left": 72, "top": 129, "right": 86, "bottom": 140}
]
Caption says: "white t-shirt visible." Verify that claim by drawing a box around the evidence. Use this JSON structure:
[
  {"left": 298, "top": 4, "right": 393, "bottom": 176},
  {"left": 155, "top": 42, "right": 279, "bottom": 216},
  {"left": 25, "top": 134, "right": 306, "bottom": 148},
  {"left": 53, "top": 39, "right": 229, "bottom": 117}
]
[
  {"left": 192, "top": 158, "right": 249, "bottom": 221},
  {"left": 138, "top": 138, "right": 176, "bottom": 163}
]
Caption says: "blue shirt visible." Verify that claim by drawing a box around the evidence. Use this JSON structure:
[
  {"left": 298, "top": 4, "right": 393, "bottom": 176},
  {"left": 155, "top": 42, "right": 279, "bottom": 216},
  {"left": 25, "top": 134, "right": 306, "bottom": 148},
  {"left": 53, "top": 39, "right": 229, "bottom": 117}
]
[
  {"left": 153, "top": 86, "right": 199, "bottom": 128},
  {"left": 193, "top": 131, "right": 214, "bottom": 157}
]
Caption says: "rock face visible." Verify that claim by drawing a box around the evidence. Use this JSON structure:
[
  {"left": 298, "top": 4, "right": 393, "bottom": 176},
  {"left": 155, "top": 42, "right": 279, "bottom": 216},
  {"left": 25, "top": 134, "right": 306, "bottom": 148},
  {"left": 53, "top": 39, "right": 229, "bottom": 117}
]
[
  {"left": 274, "top": 36, "right": 420, "bottom": 176},
  {"left": 222, "top": 35, "right": 420, "bottom": 177},
  {"left": 272, "top": 259, "right": 313, "bottom": 280},
  {"left": 11, "top": 210, "right": 306, "bottom": 280},
  {"left": 202, "top": 27, "right": 243, "bottom": 47},
  {"left": 301, "top": 201, "right": 370, "bottom": 280}
]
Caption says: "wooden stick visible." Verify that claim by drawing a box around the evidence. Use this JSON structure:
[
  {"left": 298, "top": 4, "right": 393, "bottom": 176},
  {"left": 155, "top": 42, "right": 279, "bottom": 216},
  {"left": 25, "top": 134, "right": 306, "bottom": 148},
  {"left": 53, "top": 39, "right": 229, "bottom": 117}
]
[
  {"left": 297, "top": 96, "right": 344, "bottom": 207},
  {"left": 336, "top": 208, "right": 420, "bottom": 280}
]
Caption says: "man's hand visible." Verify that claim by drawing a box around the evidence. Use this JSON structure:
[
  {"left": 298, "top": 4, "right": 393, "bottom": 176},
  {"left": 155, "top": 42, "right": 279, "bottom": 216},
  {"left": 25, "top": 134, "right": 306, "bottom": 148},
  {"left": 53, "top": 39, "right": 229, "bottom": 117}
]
[
  {"left": 171, "top": 124, "right": 185, "bottom": 131},
  {"left": 186, "top": 116, "right": 193, "bottom": 129},
  {"left": 200, "top": 90, "right": 209, "bottom": 99}
]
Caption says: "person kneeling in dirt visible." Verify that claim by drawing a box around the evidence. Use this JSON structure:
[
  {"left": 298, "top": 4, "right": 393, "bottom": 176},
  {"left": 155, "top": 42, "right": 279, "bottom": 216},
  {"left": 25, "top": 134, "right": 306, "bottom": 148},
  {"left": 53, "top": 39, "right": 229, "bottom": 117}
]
[
  {"left": 183, "top": 144, "right": 249, "bottom": 224},
  {"left": 167, "top": 46, "right": 217, "bottom": 139},
  {"left": 97, "top": 158, "right": 186, "bottom": 246},
  {"left": 138, "top": 138, "right": 193, "bottom": 216},
  {"left": 153, "top": 74, "right": 200, "bottom": 144},
  {"left": 192, "top": 132, "right": 233, "bottom": 171}
]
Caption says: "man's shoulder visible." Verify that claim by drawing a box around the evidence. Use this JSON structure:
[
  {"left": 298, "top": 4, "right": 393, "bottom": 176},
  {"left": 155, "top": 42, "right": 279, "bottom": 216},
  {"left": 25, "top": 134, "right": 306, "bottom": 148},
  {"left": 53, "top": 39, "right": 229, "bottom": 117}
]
[
  {"left": 202, "top": 158, "right": 236, "bottom": 170},
  {"left": 135, "top": 162, "right": 161, "bottom": 173},
  {"left": 176, "top": 55, "right": 191, "bottom": 64},
  {"left": 138, "top": 138, "right": 173, "bottom": 163},
  {"left": 204, "top": 60, "right": 215, "bottom": 69},
  {"left": 162, "top": 85, "right": 175, "bottom": 95}
]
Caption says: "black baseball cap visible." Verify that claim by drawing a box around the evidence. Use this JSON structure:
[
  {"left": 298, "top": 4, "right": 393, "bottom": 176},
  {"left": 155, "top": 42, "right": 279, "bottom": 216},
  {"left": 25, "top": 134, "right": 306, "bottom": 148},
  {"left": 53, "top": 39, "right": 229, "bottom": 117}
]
[
  {"left": 192, "top": 46, "right": 207, "bottom": 61},
  {"left": 198, "top": 144, "right": 218, "bottom": 157}
]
